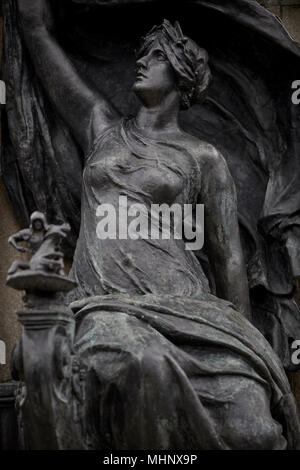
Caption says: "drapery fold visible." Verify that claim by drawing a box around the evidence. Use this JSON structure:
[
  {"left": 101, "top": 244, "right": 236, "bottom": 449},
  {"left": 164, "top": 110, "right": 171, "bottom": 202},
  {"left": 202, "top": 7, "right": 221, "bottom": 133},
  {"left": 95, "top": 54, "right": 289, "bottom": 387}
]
[{"left": 71, "top": 292, "right": 300, "bottom": 449}]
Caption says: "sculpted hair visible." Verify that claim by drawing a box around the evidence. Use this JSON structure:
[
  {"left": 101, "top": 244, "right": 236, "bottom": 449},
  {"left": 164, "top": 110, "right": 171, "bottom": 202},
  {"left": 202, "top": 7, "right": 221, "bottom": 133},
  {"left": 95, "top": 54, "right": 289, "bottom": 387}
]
[{"left": 137, "top": 19, "right": 212, "bottom": 110}]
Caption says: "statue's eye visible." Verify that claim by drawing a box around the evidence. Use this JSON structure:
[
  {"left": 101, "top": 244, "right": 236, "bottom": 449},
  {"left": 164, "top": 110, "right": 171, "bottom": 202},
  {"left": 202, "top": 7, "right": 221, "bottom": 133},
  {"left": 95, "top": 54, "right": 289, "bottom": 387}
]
[{"left": 154, "top": 51, "right": 167, "bottom": 61}]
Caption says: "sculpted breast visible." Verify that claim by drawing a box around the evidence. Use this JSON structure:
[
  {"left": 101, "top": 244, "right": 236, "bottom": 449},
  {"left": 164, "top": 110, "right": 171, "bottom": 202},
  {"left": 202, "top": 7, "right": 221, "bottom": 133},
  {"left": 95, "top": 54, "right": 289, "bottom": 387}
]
[{"left": 85, "top": 143, "right": 185, "bottom": 205}]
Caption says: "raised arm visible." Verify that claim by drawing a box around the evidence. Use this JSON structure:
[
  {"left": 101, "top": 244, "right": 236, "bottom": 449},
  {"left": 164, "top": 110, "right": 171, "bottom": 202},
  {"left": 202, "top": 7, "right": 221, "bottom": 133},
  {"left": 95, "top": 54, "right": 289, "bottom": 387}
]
[
  {"left": 200, "top": 147, "right": 251, "bottom": 320},
  {"left": 17, "top": 0, "right": 120, "bottom": 154}
]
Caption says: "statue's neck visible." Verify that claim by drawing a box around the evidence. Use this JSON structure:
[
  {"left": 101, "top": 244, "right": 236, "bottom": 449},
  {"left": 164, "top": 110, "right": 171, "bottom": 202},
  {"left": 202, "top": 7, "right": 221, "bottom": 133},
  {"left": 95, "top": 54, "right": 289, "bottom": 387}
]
[{"left": 135, "top": 93, "right": 181, "bottom": 137}]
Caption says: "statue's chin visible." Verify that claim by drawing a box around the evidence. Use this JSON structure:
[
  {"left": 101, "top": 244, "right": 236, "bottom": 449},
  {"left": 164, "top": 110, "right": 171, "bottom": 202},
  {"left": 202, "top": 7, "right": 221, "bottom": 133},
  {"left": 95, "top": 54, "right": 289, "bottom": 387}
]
[
  {"left": 132, "top": 83, "right": 149, "bottom": 106},
  {"left": 132, "top": 83, "right": 161, "bottom": 108},
  {"left": 132, "top": 81, "right": 145, "bottom": 96}
]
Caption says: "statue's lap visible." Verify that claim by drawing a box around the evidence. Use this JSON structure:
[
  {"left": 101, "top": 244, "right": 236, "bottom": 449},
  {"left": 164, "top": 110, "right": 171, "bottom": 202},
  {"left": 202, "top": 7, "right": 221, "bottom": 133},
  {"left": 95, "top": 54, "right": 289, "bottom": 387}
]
[{"left": 74, "top": 309, "right": 287, "bottom": 450}]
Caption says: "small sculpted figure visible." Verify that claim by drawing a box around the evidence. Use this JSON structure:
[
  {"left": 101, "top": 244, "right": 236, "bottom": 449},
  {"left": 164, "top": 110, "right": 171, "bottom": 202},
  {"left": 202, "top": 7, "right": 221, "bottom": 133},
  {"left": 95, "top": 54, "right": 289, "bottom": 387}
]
[{"left": 8, "top": 211, "right": 70, "bottom": 277}]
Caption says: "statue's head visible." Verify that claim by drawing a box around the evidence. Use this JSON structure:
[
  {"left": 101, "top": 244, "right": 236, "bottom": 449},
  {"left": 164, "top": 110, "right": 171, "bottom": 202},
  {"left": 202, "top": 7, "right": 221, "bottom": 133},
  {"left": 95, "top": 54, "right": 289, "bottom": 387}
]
[
  {"left": 30, "top": 211, "right": 47, "bottom": 232},
  {"left": 133, "top": 20, "right": 211, "bottom": 110}
]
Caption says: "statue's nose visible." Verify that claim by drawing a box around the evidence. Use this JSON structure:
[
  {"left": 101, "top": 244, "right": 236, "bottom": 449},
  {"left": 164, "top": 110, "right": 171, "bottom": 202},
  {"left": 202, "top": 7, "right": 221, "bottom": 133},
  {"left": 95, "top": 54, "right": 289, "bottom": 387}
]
[{"left": 136, "top": 56, "right": 148, "bottom": 70}]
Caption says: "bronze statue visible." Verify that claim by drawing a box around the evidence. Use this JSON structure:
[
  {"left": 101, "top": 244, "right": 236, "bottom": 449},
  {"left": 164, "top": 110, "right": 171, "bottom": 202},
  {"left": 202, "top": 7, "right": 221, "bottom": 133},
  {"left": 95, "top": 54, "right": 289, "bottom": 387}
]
[{"left": 5, "top": 0, "right": 300, "bottom": 450}]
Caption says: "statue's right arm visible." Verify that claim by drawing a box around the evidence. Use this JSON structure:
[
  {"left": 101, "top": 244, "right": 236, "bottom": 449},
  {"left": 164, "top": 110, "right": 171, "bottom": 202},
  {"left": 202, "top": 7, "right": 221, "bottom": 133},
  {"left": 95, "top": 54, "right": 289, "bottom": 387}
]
[
  {"left": 8, "top": 229, "right": 31, "bottom": 252},
  {"left": 17, "top": 0, "right": 120, "bottom": 155}
]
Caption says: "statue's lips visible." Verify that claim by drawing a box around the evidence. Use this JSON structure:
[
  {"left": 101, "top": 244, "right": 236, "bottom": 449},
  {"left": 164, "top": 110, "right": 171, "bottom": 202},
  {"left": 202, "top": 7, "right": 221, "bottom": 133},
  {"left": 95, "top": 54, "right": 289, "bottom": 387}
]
[{"left": 136, "top": 73, "right": 147, "bottom": 80}]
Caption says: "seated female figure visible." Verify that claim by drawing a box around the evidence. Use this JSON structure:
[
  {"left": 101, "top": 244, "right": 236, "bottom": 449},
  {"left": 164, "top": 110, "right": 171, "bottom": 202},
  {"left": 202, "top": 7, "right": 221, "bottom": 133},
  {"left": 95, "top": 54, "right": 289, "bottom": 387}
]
[{"left": 17, "top": 0, "right": 300, "bottom": 449}]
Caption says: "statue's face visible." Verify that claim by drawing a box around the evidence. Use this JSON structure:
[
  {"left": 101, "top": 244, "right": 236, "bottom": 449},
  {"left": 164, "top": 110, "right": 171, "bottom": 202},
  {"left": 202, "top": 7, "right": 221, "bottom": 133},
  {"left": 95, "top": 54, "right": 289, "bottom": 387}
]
[
  {"left": 133, "top": 39, "right": 178, "bottom": 106},
  {"left": 32, "top": 220, "right": 43, "bottom": 231}
]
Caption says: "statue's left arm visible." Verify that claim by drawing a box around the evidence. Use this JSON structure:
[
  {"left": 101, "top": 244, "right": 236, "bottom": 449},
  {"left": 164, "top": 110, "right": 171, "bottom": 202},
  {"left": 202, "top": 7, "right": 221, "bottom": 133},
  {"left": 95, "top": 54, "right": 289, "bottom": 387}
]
[{"left": 200, "top": 148, "right": 251, "bottom": 320}]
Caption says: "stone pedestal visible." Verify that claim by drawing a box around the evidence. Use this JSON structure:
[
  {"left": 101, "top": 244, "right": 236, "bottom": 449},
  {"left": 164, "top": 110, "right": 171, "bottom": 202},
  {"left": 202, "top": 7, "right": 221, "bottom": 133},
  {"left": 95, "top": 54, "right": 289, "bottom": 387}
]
[
  {"left": 12, "top": 292, "right": 86, "bottom": 450},
  {"left": 0, "top": 382, "right": 18, "bottom": 449}
]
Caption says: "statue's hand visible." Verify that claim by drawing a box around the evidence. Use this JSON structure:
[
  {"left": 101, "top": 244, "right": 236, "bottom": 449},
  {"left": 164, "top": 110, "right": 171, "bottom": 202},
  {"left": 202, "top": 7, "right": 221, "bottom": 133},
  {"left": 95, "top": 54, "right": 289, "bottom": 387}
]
[
  {"left": 54, "top": 225, "right": 70, "bottom": 240},
  {"left": 17, "top": 0, "right": 54, "bottom": 32}
]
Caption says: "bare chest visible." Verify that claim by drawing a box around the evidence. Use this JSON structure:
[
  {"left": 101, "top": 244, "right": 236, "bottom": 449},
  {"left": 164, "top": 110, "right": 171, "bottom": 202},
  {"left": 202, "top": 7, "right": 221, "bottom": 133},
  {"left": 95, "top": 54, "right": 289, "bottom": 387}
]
[{"left": 84, "top": 135, "right": 200, "bottom": 205}]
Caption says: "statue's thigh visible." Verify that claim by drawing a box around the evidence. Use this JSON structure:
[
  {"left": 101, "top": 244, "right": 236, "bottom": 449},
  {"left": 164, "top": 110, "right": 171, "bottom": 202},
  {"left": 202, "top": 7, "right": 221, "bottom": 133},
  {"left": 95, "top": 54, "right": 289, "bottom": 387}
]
[
  {"left": 75, "top": 310, "right": 173, "bottom": 370},
  {"left": 207, "top": 375, "right": 287, "bottom": 450},
  {"left": 75, "top": 311, "right": 287, "bottom": 450}
]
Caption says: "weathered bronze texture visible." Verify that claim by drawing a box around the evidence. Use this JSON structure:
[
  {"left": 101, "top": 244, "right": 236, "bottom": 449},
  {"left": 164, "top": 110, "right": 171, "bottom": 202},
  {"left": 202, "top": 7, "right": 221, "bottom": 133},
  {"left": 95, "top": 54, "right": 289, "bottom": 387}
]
[{"left": 2, "top": 0, "right": 300, "bottom": 450}]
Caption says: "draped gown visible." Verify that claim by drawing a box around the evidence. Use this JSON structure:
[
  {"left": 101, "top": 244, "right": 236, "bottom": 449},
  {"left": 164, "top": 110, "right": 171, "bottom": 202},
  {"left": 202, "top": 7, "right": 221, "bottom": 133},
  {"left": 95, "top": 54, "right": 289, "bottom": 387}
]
[{"left": 69, "top": 118, "right": 300, "bottom": 450}]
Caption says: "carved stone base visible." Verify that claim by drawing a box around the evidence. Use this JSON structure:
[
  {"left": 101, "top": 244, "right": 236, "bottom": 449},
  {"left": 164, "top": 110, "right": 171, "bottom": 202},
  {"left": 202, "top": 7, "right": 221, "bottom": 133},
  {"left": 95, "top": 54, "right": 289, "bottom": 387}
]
[
  {"left": 12, "top": 294, "right": 86, "bottom": 449},
  {"left": 0, "top": 382, "right": 19, "bottom": 449},
  {"left": 6, "top": 270, "right": 77, "bottom": 293}
]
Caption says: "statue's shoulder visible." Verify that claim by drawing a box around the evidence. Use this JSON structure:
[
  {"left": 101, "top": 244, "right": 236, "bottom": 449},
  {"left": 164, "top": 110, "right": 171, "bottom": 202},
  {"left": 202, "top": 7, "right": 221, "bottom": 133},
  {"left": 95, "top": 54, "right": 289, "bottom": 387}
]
[
  {"left": 180, "top": 131, "right": 226, "bottom": 169},
  {"left": 180, "top": 132, "right": 234, "bottom": 190},
  {"left": 198, "top": 144, "right": 228, "bottom": 174}
]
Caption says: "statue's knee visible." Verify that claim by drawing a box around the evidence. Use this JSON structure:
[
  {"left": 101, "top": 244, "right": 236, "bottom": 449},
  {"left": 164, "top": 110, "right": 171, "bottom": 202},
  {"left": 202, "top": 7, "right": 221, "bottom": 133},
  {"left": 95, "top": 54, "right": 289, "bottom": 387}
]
[
  {"left": 222, "top": 381, "right": 287, "bottom": 449},
  {"left": 228, "top": 416, "right": 286, "bottom": 450}
]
